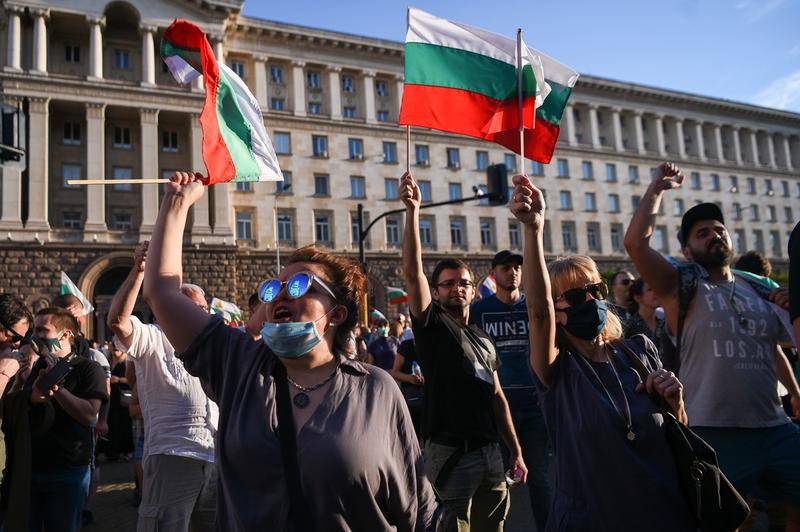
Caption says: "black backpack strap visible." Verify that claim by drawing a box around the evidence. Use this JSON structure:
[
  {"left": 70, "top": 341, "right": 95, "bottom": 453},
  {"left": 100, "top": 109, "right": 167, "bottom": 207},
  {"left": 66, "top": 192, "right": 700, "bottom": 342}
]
[{"left": 272, "top": 361, "right": 313, "bottom": 531}]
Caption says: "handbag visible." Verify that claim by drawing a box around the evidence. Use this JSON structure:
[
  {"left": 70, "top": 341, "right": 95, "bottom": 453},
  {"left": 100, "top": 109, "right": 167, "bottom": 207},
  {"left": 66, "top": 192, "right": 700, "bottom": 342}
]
[{"left": 614, "top": 340, "right": 750, "bottom": 532}]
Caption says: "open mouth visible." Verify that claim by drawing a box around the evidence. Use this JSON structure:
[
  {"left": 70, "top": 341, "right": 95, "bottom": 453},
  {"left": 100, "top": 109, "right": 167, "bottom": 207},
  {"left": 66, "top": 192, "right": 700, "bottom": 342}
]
[{"left": 272, "top": 306, "right": 293, "bottom": 323}]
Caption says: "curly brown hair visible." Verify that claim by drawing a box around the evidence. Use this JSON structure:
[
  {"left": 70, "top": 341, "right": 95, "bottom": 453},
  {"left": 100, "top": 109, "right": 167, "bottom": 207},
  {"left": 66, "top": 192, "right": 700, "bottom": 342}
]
[{"left": 285, "top": 246, "right": 368, "bottom": 354}]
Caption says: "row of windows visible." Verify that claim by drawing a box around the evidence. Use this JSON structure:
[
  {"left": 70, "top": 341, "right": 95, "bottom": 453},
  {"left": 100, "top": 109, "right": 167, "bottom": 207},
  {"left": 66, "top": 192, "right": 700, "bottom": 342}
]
[
  {"left": 61, "top": 44, "right": 131, "bottom": 69},
  {"left": 60, "top": 210, "right": 133, "bottom": 230},
  {"left": 60, "top": 123, "right": 181, "bottom": 152},
  {"left": 231, "top": 62, "right": 390, "bottom": 97}
]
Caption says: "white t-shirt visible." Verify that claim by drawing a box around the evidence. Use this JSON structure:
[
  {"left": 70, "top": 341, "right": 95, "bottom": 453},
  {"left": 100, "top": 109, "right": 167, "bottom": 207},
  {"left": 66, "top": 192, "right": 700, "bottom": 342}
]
[{"left": 116, "top": 316, "right": 217, "bottom": 463}]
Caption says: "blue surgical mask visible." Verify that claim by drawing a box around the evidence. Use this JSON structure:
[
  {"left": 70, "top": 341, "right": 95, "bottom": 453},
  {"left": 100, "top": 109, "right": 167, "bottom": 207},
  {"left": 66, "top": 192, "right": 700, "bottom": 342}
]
[
  {"left": 261, "top": 309, "right": 334, "bottom": 359},
  {"left": 561, "top": 300, "right": 608, "bottom": 340}
]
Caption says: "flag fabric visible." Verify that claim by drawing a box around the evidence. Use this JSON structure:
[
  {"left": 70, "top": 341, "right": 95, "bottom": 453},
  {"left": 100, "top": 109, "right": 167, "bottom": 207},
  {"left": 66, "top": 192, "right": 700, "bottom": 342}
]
[
  {"left": 60, "top": 272, "right": 94, "bottom": 315},
  {"left": 400, "top": 7, "right": 579, "bottom": 163},
  {"left": 160, "top": 19, "right": 282, "bottom": 185},
  {"left": 209, "top": 297, "right": 244, "bottom": 327},
  {"left": 387, "top": 287, "right": 409, "bottom": 305},
  {"left": 370, "top": 308, "right": 387, "bottom": 324},
  {"left": 478, "top": 273, "right": 496, "bottom": 299}
]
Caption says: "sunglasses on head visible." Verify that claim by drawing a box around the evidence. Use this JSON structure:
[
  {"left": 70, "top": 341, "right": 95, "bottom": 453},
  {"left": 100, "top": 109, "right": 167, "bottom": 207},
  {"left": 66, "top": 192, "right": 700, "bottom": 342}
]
[
  {"left": 556, "top": 282, "right": 608, "bottom": 308},
  {"left": 258, "top": 271, "right": 338, "bottom": 303}
]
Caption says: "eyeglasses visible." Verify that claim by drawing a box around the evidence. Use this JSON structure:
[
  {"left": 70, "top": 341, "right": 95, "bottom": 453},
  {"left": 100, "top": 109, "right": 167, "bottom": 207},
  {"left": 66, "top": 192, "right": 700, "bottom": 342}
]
[
  {"left": 258, "top": 271, "right": 338, "bottom": 303},
  {"left": 0, "top": 317, "right": 27, "bottom": 344},
  {"left": 556, "top": 282, "right": 608, "bottom": 308},
  {"left": 436, "top": 279, "right": 475, "bottom": 289}
]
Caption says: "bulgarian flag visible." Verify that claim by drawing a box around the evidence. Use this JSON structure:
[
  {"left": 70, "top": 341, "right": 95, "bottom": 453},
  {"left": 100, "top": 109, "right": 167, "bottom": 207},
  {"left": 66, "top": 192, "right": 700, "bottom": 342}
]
[
  {"left": 387, "top": 287, "right": 409, "bottom": 305},
  {"left": 400, "top": 8, "right": 579, "bottom": 163},
  {"left": 160, "top": 20, "right": 282, "bottom": 185},
  {"left": 209, "top": 297, "right": 244, "bottom": 327},
  {"left": 60, "top": 272, "right": 94, "bottom": 315}
]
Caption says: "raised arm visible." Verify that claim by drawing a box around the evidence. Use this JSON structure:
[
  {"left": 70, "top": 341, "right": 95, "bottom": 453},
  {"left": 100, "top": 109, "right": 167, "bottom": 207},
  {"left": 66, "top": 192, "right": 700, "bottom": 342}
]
[
  {"left": 400, "top": 172, "right": 431, "bottom": 318},
  {"left": 510, "top": 174, "right": 557, "bottom": 385},
  {"left": 142, "top": 172, "right": 212, "bottom": 353},
  {"left": 107, "top": 241, "right": 148, "bottom": 350},
  {"left": 624, "top": 163, "right": 683, "bottom": 303}
]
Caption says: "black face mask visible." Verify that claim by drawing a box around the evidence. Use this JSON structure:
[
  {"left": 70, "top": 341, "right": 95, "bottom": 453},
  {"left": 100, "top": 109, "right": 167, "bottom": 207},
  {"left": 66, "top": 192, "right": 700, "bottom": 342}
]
[{"left": 560, "top": 299, "right": 608, "bottom": 340}]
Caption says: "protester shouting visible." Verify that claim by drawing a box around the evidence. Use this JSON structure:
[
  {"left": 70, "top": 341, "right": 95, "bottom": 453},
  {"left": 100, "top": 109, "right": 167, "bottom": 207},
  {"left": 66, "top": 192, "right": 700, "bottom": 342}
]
[
  {"left": 142, "top": 171, "right": 435, "bottom": 531},
  {"left": 510, "top": 173, "right": 695, "bottom": 531}
]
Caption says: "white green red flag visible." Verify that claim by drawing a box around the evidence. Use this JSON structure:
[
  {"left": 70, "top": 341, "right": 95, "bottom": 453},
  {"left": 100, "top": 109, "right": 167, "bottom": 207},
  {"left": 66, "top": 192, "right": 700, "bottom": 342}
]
[
  {"left": 209, "top": 297, "right": 244, "bottom": 327},
  {"left": 387, "top": 287, "right": 409, "bottom": 305},
  {"left": 60, "top": 272, "right": 94, "bottom": 315},
  {"left": 400, "top": 7, "right": 579, "bottom": 163},
  {"left": 160, "top": 19, "right": 282, "bottom": 185}
]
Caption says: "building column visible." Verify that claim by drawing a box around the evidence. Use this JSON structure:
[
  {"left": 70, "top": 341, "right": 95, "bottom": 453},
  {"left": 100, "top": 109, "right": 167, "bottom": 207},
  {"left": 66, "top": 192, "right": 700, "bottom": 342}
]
[
  {"left": 212, "top": 186, "right": 233, "bottom": 241},
  {"left": 210, "top": 34, "right": 224, "bottom": 63},
  {"left": 0, "top": 102, "right": 23, "bottom": 230},
  {"left": 588, "top": 105, "right": 601, "bottom": 149},
  {"left": 25, "top": 97, "right": 49, "bottom": 231},
  {"left": 31, "top": 8, "right": 49, "bottom": 75},
  {"left": 565, "top": 105, "right": 577, "bottom": 146},
  {"left": 362, "top": 70, "right": 376, "bottom": 124},
  {"left": 140, "top": 24, "right": 156, "bottom": 87},
  {"left": 87, "top": 15, "right": 104, "bottom": 80},
  {"left": 291, "top": 60, "right": 306, "bottom": 117},
  {"left": 394, "top": 74, "right": 404, "bottom": 120},
  {"left": 253, "top": 55, "right": 268, "bottom": 109},
  {"left": 139, "top": 108, "right": 159, "bottom": 237},
  {"left": 189, "top": 113, "right": 212, "bottom": 242},
  {"left": 327, "top": 65, "right": 342, "bottom": 120},
  {"left": 675, "top": 118, "right": 687, "bottom": 159},
  {"left": 694, "top": 121, "right": 706, "bottom": 161},
  {"left": 654, "top": 114, "right": 667, "bottom": 157},
  {"left": 766, "top": 133, "right": 777, "bottom": 168},
  {"left": 783, "top": 135, "right": 794, "bottom": 171},
  {"left": 611, "top": 107, "right": 624, "bottom": 152},
  {"left": 5, "top": 6, "right": 22, "bottom": 71},
  {"left": 713, "top": 124, "right": 725, "bottom": 162},
  {"left": 633, "top": 111, "right": 646, "bottom": 154},
  {"left": 732, "top": 126, "right": 743, "bottom": 165},
  {"left": 84, "top": 103, "right": 107, "bottom": 235},
  {"left": 749, "top": 129, "right": 760, "bottom": 166}
]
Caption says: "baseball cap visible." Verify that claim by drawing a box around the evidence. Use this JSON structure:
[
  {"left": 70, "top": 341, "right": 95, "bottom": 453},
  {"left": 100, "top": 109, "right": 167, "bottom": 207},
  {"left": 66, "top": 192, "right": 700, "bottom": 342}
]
[
  {"left": 491, "top": 250, "right": 523, "bottom": 268},
  {"left": 679, "top": 202, "right": 725, "bottom": 246}
]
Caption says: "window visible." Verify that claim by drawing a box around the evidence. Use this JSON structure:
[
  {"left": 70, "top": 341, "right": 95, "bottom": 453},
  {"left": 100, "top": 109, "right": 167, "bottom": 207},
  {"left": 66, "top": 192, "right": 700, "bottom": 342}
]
[
  {"left": 728, "top": 175, "right": 739, "bottom": 192},
  {"left": 608, "top": 194, "right": 620, "bottom": 213},
  {"left": 385, "top": 178, "right": 399, "bottom": 199},
  {"left": 767, "top": 205, "right": 776, "bottom": 222},
  {"left": 341, "top": 75, "right": 355, "bottom": 93},
  {"left": 542, "top": 223, "right": 553, "bottom": 252},
  {"left": 419, "top": 217, "right": 434, "bottom": 247},
  {"left": 586, "top": 223, "right": 601, "bottom": 252},
  {"left": 112, "top": 212, "right": 133, "bottom": 231},
  {"left": 383, "top": 142, "right": 398, "bottom": 163},
  {"left": 235, "top": 181, "right": 253, "bottom": 192},
  {"left": 386, "top": 218, "right": 400, "bottom": 245},
  {"left": 752, "top": 229, "right": 764, "bottom": 253},
  {"left": 65, "top": 45, "right": 80, "bottom": 63},
  {"left": 584, "top": 192, "right": 597, "bottom": 211},
  {"left": 559, "top": 190, "right": 572, "bottom": 210},
  {"left": 733, "top": 202, "right": 742, "bottom": 220},
  {"left": 606, "top": 163, "right": 617, "bottom": 182},
  {"left": 62, "top": 211, "right": 82, "bottom": 230},
  {"left": 161, "top": 131, "right": 178, "bottom": 152},
  {"left": 628, "top": 165, "right": 639, "bottom": 184},
  {"left": 230, "top": 61, "right": 246, "bottom": 80},
  {"left": 314, "top": 212, "right": 332, "bottom": 244},
  {"left": 63, "top": 122, "right": 81, "bottom": 145},
  {"left": 782, "top": 180, "right": 790, "bottom": 197},
  {"left": 710, "top": 174, "right": 720, "bottom": 191},
  {"left": 746, "top": 177, "right": 756, "bottom": 194},
  {"left": 348, "top": 138, "right": 364, "bottom": 160},
  {"left": 690, "top": 172, "right": 701, "bottom": 190},
  {"left": 561, "top": 222, "right": 576, "bottom": 251},
  {"left": 375, "top": 80, "right": 388, "bottom": 97},
  {"left": 312, "top": 135, "right": 328, "bottom": 157},
  {"left": 418, "top": 180, "right": 432, "bottom": 202},
  {"left": 277, "top": 211, "right": 293, "bottom": 243},
  {"left": 377, "top": 110, "right": 389, "bottom": 122},
  {"left": 786, "top": 207, "right": 794, "bottom": 223},
  {"left": 476, "top": 151, "right": 489, "bottom": 171},
  {"left": 770, "top": 231, "right": 782, "bottom": 257},
  {"left": 314, "top": 174, "right": 329, "bottom": 196},
  {"left": 557, "top": 159, "right": 569, "bottom": 177},
  {"left": 504, "top": 154, "right": 516, "bottom": 172},
  {"left": 306, "top": 70, "right": 321, "bottom": 89},
  {"left": 273, "top": 132, "right": 291, "bottom": 154},
  {"left": 797, "top": 182, "right": 800, "bottom": 197},
  {"left": 112, "top": 167, "right": 132, "bottom": 191},
  {"left": 450, "top": 218, "right": 465, "bottom": 247},
  {"left": 531, "top": 161, "right": 544, "bottom": 176},
  {"left": 350, "top": 176, "right": 366, "bottom": 198},
  {"left": 351, "top": 213, "right": 360, "bottom": 245},
  {"left": 235, "top": 211, "right": 253, "bottom": 241},
  {"left": 653, "top": 226, "right": 668, "bottom": 253},
  {"left": 113, "top": 49, "right": 130, "bottom": 69},
  {"left": 733, "top": 229, "right": 746, "bottom": 253},
  {"left": 448, "top": 183, "right": 462, "bottom": 200},
  {"left": 673, "top": 198, "right": 684, "bottom": 216},
  {"left": 631, "top": 195, "right": 641, "bottom": 210},
  {"left": 308, "top": 102, "right": 322, "bottom": 115},
  {"left": 343, "top": 106, "right": 356, "bottom": 118},
  {"left": 509, "top": 220, "right": 521, "bottom": 249},
  {"left": 113, "top": 127, "right": 131, "bottom": 148},
  {"left": 764, "top": 179, "right": 774, "bottom": 196},
  {"left": 610, "top": 223, "right": 624, "bottom": 252},
  {"left": 62, "top": 164, "right": 81, "bottom": 188},
  {"left": 480, "top": 218, "right": 495, "bottom": 249},
  {"left": 270, "top": 98, "right": 285, "bottom": 111},
  {"left": 581, "top": 161, "right": 593, "bottom": 180},
  {"left": 447, "top": 148, "right": 461, "bottom": 169},
  {"left": 750, "top": 204, "right": 759, "bottom": 221},
  {"left": 278, "top": 171, "right": 292, "bottom": 193},
  {"left": 269, "top": 65, "right": 284, "bottom": 83},
  {"left": 415, "top": 145, "right": 429, "bottom": 166},
  {"left": 477, "top": 185, "right": 490, "bottom": 206}
]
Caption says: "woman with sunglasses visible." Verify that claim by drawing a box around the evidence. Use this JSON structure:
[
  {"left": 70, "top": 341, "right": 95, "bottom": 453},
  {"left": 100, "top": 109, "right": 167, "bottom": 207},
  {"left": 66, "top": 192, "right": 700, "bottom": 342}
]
[
  {"left": 142, "top": 172, "right": 435, "bottom": 532},
  {"left": 509, "top": 174, "right": 694, "bottom": 531}
]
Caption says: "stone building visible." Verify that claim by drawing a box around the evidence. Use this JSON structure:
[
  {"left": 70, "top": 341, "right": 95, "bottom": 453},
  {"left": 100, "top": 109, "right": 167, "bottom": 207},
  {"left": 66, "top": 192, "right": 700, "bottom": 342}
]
[{"left": 0, "top": 0, "right": 798, "bottom": 338}]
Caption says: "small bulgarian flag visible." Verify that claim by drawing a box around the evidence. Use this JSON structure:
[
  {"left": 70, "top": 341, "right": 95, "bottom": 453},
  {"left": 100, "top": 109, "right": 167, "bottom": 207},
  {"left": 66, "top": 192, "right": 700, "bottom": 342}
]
[
  {"left": 60, "top": 272, "right": 94, "bottom": 315},
  {"left": 400, "top": 8, "right": 579, "bottom": 163},
  {"left": 160, "top": 20, "right": 282, "bottom": 185},
  {"left": 387, "top": 287, "right": 409, "bottom": 305},
  {"left": 209, "top": 297, "right": 244, "bottom": 327},
  {"left": 370, "top": 308, "right": 387, "bottom": 324}
]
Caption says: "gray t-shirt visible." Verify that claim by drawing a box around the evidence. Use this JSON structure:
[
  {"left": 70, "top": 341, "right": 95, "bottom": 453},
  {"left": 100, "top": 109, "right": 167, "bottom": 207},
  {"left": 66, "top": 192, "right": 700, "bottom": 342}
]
[
  {"left": 678, "top": 265, "right": 791, "bottom": 428},
  {"left": 178, "top": 317, "right": 436, "bottom": 532}
]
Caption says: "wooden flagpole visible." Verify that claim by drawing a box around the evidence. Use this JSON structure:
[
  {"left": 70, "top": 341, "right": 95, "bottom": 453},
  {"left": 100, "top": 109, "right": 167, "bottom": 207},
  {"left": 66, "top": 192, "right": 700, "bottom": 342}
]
[
  {"left": 516, "top": 28, "right": 525, "bottom": 175},
  {"left": 67, "top": 179, "right": 170, "bottom": 186},
  {"left": 406, "top": 125, "right": 411, "bottom": 173}
]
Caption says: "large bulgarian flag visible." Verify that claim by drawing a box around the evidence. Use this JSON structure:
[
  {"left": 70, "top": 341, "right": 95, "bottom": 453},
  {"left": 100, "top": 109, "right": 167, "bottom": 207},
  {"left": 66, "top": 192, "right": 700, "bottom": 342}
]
[
  {"left": 60, "top": 272, "right": 94, "bottom": 315},
  {"left": 160, "top": 20, "right": 282, "bottom": 185},
  {"left": 400, "top": 8, "right": 579, "bottom": 164}
]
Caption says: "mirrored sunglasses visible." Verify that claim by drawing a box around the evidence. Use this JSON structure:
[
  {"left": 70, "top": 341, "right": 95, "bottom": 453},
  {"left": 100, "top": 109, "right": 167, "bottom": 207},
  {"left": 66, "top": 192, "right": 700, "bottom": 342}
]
[{"left": 258, "top": 271, "right": 337, "bottom": 303}]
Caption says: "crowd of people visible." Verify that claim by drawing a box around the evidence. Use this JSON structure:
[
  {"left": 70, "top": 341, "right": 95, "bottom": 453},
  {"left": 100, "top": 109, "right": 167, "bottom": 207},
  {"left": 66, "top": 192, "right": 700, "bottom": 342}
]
[{"left": 0, "top": 162, "right": 798, "bottom": 531}]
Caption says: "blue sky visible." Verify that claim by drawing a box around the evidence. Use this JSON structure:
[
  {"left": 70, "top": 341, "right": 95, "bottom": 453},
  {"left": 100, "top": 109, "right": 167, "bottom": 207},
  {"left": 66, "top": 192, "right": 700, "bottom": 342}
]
[{"left": 243, "top": 0, "right": 800, "bottom": 113}]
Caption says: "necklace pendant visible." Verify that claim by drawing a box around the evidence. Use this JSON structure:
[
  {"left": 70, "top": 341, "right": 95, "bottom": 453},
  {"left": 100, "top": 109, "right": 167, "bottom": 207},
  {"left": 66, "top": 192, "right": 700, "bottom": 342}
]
[
  {"left": 293, "top": 392, "right": 310, "bottom": 409},
  {"left": 627, "top": 430, "right": 636, "bottom": 441}
]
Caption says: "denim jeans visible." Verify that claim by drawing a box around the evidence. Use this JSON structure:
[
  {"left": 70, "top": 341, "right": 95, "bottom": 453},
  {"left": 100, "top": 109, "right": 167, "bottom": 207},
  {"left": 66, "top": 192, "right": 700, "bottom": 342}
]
[{"left": 28, "top": 465, "right": 91, "bottom": 532}]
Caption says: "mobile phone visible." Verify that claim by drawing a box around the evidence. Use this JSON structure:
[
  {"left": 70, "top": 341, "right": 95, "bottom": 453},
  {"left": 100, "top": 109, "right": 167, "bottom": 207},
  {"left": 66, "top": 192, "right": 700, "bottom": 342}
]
[{"left": 36, "top": 358, "right": 73, "bottom": 392}]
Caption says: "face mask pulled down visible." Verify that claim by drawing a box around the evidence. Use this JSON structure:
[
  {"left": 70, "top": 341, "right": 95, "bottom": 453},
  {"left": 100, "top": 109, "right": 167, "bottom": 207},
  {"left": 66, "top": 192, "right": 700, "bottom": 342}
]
[
  {"left": 261, "top": 308, "right": 336, "bottom": 359},
  {"left": 560, "top": 299, "right": 608, "bottom": 341}
]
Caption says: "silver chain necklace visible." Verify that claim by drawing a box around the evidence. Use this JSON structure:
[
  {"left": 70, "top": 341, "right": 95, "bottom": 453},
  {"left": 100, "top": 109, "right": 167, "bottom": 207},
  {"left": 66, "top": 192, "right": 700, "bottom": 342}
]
[
  {"left": 286, "top": 363, "right": 339, "bottom": 409},
  {"left": 576, "top": 347, "right": 636, "bottom": 441}
]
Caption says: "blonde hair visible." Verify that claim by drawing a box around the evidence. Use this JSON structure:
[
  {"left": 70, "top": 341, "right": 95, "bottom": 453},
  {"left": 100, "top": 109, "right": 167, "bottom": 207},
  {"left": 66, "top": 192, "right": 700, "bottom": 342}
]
[{"left": 547, "top": 255, "right": 623, "bottom": 343}]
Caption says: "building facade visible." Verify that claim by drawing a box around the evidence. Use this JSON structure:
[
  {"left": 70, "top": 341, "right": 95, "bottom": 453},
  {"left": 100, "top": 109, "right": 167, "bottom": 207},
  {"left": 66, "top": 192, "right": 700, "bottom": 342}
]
[{"left": 1, "top": 0, "right": 798, "bottom": 337}]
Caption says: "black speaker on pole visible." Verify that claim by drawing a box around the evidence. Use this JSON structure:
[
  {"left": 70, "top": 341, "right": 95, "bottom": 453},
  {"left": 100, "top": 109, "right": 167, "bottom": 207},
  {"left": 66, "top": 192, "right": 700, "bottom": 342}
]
[{"left": 486, "top": 163, "right": 509, "bottom": 205}]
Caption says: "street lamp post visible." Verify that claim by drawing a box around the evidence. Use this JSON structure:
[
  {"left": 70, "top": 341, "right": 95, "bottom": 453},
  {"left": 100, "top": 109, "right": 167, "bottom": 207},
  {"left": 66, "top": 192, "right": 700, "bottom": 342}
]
[{"left": 274, "top": 183, "right": 291, "bottom": 272}]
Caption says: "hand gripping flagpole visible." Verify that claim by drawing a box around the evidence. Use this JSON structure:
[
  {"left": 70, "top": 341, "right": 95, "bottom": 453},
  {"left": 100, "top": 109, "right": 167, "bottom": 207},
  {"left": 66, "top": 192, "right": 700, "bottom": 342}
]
[{"left": 516, "top": 28, "right": 525, "bottom": 175}]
